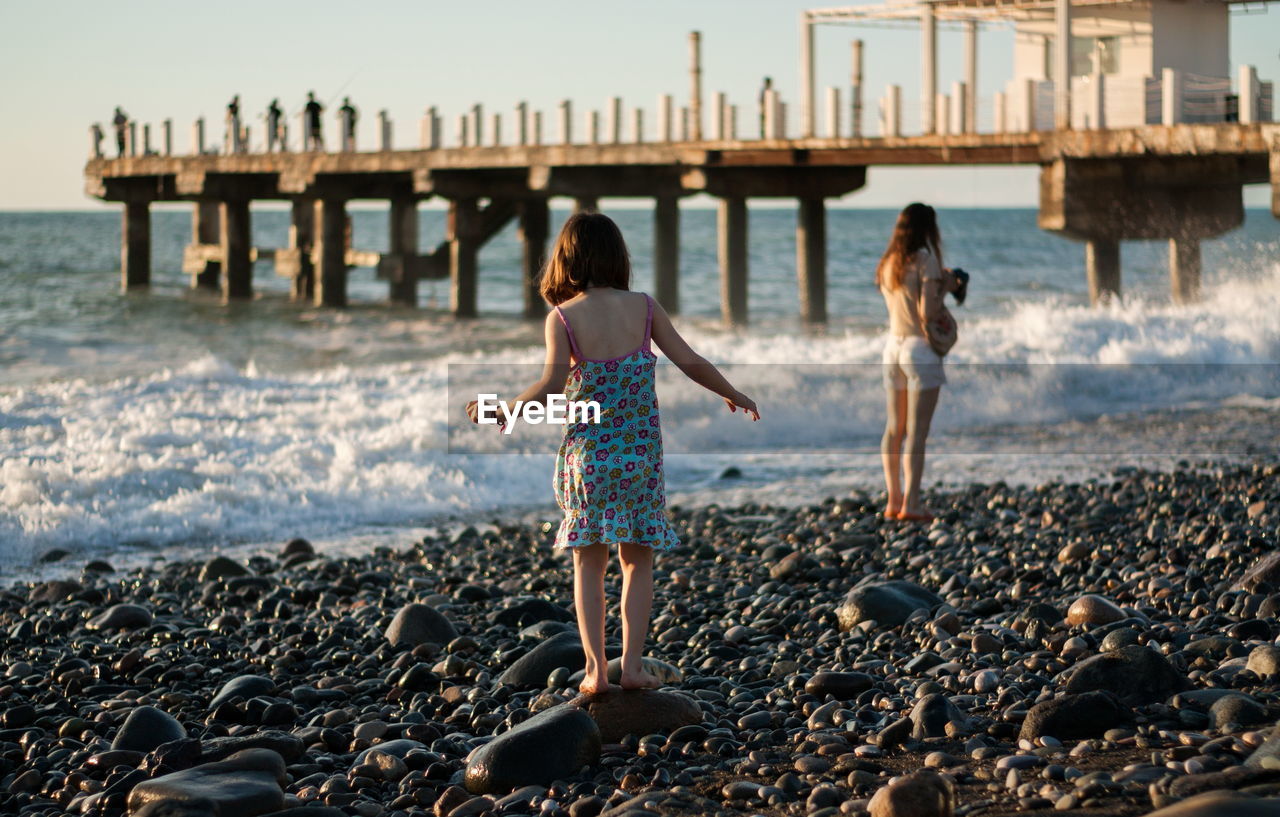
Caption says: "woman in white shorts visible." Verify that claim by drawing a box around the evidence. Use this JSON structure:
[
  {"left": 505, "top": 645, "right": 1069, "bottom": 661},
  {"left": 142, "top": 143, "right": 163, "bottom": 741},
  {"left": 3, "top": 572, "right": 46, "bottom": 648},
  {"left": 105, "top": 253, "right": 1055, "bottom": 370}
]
[{"left": 876, "top": 203, "right": 956, "bottom": 523}]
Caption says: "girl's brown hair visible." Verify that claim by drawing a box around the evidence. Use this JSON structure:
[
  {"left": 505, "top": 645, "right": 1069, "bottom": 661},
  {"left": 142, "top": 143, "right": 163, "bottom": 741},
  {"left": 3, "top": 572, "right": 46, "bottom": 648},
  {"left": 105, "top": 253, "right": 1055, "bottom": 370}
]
[
  {"left": 539, "top": 212, "right": 632, "bottom": 305},
  {"left": 875, "top": 202, "right": 943, "bottom": 291}
]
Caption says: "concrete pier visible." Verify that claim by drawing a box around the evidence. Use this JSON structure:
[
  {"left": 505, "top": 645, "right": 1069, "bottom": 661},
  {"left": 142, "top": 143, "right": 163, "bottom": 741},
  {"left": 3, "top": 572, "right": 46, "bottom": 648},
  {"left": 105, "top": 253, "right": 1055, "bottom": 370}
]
[
  {"left": 797, "top": 198, "right": 827, "bottom": 324},
  {"left": 653, "top": 196, "right": 680, "bottom": 314},
  {"left": 315, "top": 198, "right": 348, "bottom": 307},
  {"left": 121, "top": 199, "right": 150, "bottom": 291},
  {"left": 717, "top": 196, "right": 748, "bottom": 327},
  {"left": 220, "top": 199, "right": 252, "bottom": 300},
  {"left": 518, "top": 199, "right": 549, "bottom": 319},
  {"left": 87, "top": 121, "right": 1278, "bottom": 321}
]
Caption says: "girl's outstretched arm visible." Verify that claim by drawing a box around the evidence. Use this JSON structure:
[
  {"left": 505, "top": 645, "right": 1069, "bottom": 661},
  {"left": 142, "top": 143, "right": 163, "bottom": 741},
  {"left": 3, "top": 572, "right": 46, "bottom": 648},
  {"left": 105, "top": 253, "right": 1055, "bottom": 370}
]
[
  {"left": 650, "top": 301, "right": 760, "bottom": 420},
  {"left": 466, "top": 311, "right": 573, "bottom": 423}
]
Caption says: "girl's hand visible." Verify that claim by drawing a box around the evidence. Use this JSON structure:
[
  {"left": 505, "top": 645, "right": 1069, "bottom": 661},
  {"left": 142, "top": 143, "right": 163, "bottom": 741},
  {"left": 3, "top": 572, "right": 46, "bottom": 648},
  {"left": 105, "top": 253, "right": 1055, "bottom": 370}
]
[
  {"left": 465, "top": 400, "right": 481, "bottom": 424},
  {"left": 724, "top": 392, "right": 760, "bottom": 421}
]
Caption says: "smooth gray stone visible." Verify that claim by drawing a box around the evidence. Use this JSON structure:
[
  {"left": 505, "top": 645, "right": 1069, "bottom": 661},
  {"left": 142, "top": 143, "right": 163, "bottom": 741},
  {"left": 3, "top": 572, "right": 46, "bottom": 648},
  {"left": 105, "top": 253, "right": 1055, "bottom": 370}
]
[
  {"left": 112, "top": 706, "right": 186, "bottom": 753},
  {"left": 199, "top": 556, "right": 250, "bottom": 581},
  {"left": 208, "top": 675, "right": 276, "bottom": 710},
  {"left": 497, "top": 631, "right": 585, "bottom": 688},
  {"left": 837, "top": 580, "right": 942, "bottom": 630},
  {"left": 201, "top": 730, "right": 304, "bottom": 763},
  {"left": 571, "top": 688, "right": 703, "bottom": 743},
  {"left": 385, "top": 602, "right": 459, "bottom": 648},
  {"left": 1063, "top": 645, "right": 1189, "bottom": 705},
  {"left": 1019, "top": 691, "right": 1129, "bottom": 741},
  {"left": 127, "top": 748, "right": 286, "bottom": 817},
  {"left": 805, "top": 671, "right": 876, "bottom": 699},
  {"left": 88, "top": 604, "right": 153, "bottom": 631},
  {"left": 354, "top": 739, "right": 426, "bottom": 764},
  {"left": 909, "top": 693, "right": 968, "bottom": 739},
  {"left": 464, "top": 704, "right": 601, "bottom": 794}
]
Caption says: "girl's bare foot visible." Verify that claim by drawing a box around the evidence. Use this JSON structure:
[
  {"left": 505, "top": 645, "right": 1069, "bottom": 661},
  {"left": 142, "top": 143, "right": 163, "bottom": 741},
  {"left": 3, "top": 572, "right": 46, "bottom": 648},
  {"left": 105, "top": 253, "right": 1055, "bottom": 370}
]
[
  {"left": 619, "top": 668, "right": 661, "bottom": 690},
  {"left": 579, "top": 668, "right": 610, "bottom": 695}
]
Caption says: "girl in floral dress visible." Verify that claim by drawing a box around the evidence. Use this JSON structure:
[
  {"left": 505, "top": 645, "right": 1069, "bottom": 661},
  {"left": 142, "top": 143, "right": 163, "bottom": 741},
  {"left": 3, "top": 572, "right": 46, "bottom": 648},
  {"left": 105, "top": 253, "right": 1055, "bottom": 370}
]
[{"left": 468, "top": 213, "right": 759, "bottom": 693}]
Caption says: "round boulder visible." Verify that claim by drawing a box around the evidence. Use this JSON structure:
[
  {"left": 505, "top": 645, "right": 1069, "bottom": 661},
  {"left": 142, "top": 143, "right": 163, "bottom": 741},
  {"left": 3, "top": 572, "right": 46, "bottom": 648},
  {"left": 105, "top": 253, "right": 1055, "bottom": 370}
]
[
  {"left": 112, "top": 706, "right": 187, "bottom": 753},
  {"left": 385, "top": 603, "right": 459, "bottom": 648},
  {"left": 868, "top": 769, "right": 955, "bottom": 817},
  {"left": 127, "top": 748, "right": 287, "bottom": 817},
  {"left": 837, "top": 580, "right": 942, "bottom": 631},
  {"left": 1065, "top": 594, "right": 1126, "bottom": 627},
  {"left": 463, "top": 704, "right": 601, "bottom": 794},
  {"left": 1063, "top": 645, "right": 1189, "bottom": 705},
  {"left": 571, "top": 688, "right": 703, "bottom": 742}
]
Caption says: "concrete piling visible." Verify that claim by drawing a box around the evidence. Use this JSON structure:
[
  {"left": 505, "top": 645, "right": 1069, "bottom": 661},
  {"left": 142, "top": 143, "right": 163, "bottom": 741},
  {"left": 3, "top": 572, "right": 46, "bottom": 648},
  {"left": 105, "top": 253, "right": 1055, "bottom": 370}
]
[
  {"left": 717, "top": 196, "right": 748, "bottom": 326},
  {"left": 921, "top": 3, "right": 937, "bottom": 135},
  {"left": 388, "top": 197, "right": 418, "bottom": 306},
  {"left": 1169, "top": 238, "right": 1201, "bottom": 303},
  {"left": 658, "top": 94, "right": 673, "bottom": 142},
  {"left": 1085, "top": 239, "right": 1120, "bottom": 304},
  {"left": 532, "top": 111, "right": 543, "bottom": 145},
  {"left": 192, "top": 118, "right": 205, "bottom": 155},
  {"left": 608, "top": 97, "right": 622, "bottom": 144},
  {"left": 825, "top": 87, "right": 841, "bottom": 139},
  {"left": 191, "top": 201, "right": 221, "bottom": 290},
  {"left": 220, "top": 199, "right": 252, "bottom": 301},
  {"left": 851, "top": 39, "right": 864, "bottom": 137},
  {"left": 654, "top": 196, "right": 680, "bottom": 314},
  {"left": 516, "top": 102, "right": 529, "bottom": 146},
  {"left": 559, "top": 100, "right": 572, "bottom": 145},
  {"left": 518, "top": 199, "right": 549, "bottom": 319},
  {"left": 797, "top": 198, "right": 827, "bottom": 323},
  {"left": 689, "top": 31, "right": 703, "bottom": 141},
  {"left": 287, "top": 198, "right": 315, "bottom": 301},
  {"left": 121, "top": 198, "right": 150, "bottom": 291},
  {"left": 449, "top": 197, "right": 480, "bottom": 318},
  {"left": 315, "top": 198, "right": 348, "bottom": 307}
]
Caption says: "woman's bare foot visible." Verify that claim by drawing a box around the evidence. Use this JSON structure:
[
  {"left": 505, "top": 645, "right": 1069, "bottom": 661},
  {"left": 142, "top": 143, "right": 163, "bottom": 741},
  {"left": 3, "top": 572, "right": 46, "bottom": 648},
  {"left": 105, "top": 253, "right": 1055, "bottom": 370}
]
[
  {"left": 619, "top": 668, "right": 662, "bottom": 690},
  {"left": 578, "top": 671, "right": 610, "bottom": 695},
  {"left": 884, "top": 493, "right": 903, "bottom": 520}
]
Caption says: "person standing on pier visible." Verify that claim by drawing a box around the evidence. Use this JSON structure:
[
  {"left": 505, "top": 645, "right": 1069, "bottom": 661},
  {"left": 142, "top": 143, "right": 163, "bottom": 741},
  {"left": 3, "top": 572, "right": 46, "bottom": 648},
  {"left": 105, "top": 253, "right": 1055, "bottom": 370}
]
[
  {"left": 225, "top": 95, "right": 241, "bottom": 154},
  {"left": 265, "top": 99, "right": 283, "bottom": 152},
  {"left": 339, "top": 97, "right": 358, "bottom": 151},
  {"left": 304, "top": 92, "right": 324, "bottom": 151},
  {"left": 877, "top": 203, "right": 959, "bottom": 523},
  {"left": 758, "top": 77, "right": 773, "bottom": 138},
  {"left": 112, "top": 107, "right": 128, "bottom": 157},
  {"left": 466, "top": 213, "right": 759, "bottom": 694}
]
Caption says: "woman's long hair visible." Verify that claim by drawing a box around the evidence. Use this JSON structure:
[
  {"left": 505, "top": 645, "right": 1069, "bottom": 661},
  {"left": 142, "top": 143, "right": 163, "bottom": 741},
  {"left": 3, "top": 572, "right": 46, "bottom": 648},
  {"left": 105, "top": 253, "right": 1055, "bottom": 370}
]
[
  {"left": 539, "top": 213, "right": 632, "bottom": 305},
  {"left": 876, "top": 203, "right": 942, "bottom": 291}
]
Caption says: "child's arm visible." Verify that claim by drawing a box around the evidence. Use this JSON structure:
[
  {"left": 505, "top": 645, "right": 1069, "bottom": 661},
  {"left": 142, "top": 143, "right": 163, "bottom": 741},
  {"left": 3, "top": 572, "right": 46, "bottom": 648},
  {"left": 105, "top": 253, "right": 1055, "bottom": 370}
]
[
  {"left": 466, "top": 312, "right": 573, "bottom": 423},
  {"left": 650, "top": 302, "right": 760, "bottom": 420}
]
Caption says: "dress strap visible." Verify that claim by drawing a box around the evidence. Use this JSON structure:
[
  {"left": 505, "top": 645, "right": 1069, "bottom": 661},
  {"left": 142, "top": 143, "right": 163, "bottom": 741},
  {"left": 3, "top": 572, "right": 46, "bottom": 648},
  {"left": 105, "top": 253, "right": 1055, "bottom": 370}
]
[
  {"left": 642, "top": 294, "right": 654, "bottom": 351},
  {"left": 553, "top": 306, "right": 584, "bottom": 361}
]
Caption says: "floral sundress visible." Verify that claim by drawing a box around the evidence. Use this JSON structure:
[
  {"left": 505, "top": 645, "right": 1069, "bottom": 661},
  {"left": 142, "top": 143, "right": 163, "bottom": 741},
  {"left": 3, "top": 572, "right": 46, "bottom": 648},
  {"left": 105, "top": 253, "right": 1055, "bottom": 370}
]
[{"left": 552, "top": 294, "right": 680, "bottom": 551}]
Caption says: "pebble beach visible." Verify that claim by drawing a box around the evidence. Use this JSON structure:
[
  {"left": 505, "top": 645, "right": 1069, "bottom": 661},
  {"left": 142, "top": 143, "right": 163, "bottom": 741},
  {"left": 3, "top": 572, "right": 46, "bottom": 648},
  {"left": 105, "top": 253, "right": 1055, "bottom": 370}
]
[{"left": 3, "top": 462, "right": 1280, "bottom": 817}]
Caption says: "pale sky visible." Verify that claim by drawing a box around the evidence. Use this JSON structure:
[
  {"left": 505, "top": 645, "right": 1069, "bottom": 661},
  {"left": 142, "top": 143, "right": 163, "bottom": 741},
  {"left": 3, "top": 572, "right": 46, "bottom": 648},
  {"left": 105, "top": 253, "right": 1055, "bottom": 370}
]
[{"left": 1, "top": 0, "right": 1277, "bottom": 209}]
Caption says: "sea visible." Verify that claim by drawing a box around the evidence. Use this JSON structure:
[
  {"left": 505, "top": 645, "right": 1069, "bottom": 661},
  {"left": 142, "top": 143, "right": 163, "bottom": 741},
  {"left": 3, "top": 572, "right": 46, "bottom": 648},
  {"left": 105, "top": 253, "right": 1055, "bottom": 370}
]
[{"left": 1, "top": 206, "right": 1277, "bottom": 577}]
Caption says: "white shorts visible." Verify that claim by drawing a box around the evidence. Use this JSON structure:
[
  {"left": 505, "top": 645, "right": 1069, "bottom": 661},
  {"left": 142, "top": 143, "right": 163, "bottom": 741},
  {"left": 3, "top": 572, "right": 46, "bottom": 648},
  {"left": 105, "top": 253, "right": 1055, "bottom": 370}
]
[{"left": 883, "top": 334, "right": 946, "bottom": 391}]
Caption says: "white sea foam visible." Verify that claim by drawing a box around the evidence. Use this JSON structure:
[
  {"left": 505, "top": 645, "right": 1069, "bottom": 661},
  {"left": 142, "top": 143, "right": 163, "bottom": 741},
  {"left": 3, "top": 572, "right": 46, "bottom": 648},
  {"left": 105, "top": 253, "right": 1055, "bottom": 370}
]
[{"left": 1, "top": 265, "right": 1276, "bottom": 573}]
